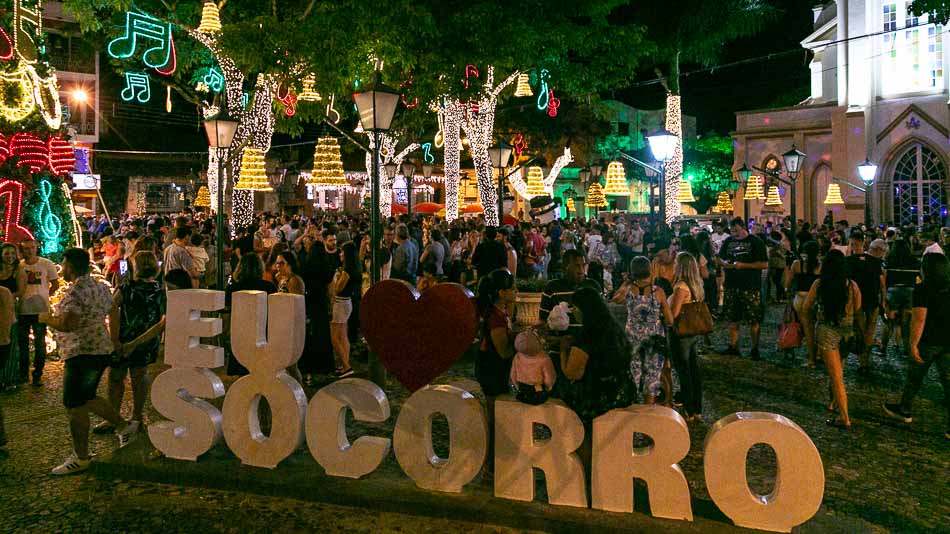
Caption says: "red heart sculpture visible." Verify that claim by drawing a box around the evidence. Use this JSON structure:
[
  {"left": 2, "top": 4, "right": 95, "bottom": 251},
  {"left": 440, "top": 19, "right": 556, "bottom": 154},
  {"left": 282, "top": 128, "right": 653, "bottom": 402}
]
[{"left": 361, "top": 280, "right": 477, "bottom": 392}]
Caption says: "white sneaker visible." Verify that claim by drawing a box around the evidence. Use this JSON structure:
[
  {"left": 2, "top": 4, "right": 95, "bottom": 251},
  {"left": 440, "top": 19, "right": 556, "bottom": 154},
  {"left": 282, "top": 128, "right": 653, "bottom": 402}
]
[
  {"left": 51, "top": 453, "right": 91, "bottom": 475},
  {"left": 117, "top": 420, "right": 140, "bottom": 448}
]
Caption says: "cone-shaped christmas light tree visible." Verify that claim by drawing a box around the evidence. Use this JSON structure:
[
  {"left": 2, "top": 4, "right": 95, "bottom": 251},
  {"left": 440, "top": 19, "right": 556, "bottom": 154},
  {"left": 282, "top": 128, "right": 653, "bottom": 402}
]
[
  {"left": 524, "top": 166, "right": 547, "bottom": 197},
  {"left": 587, "top": 182, "right": 608, "bottom": 208},
  {"left": 715, "top": 191, "right": 733, "bottom": 213},
  {"left": 234, "top": 147, "right": 273, "bottom": 192},
  {"left": 675, "top": 179, "right": 695, "bottom": 202},
  {"left": 743, "top": 175, "right": 765, "bottom": 200},
  {"left": 309, "top": 137, "right": 347, "bottom": 187},
  {"left": 566, "top": 197, "right": 575, "bottom": 212},
  {"left": 194, "top": 185, "right": 211, "bottom": 207},
  {"left": 603, "top": 161, "right": 629, "bottom": 195},
  {"left": 823, "top": 183, "right": 844, "bottom": 205},
  {"left": 514, "top": 73, "right": 533, "bottom": 97},
  {"left": 197, "top": 1, "right": 222, "bottom": 33},
  {"left": 298, "top": 74, "right": 322, "bottom": 102},
  {"left": 764, "top": 185, "right": 782, "bottom": 206}
]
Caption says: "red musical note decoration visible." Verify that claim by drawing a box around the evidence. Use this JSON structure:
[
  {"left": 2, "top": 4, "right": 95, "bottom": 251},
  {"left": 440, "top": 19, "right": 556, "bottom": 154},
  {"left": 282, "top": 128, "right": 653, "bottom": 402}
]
[
  {"left": 0, "top": 28, "right": 13, "bottom": 61},
  {"left": 547, "top": 90, "right": 560, "bottom": 118},
  {"left": 276, "top": 82, "right": 297, "bottom": 117},
  {"left": 10, "top": 133, "right": 48, "bottom": 173},
  {"left": 461, "top": 64, "right": 479, "bottom": 89},
  {"left": 513, "top": 133, "right": 527, "bottom": 157},
  {"left": 0, "top": 179, "right": 36, "bottom": 244},
  {"left": 154, "top": 33, "right": 177, "bottom": 76},
  {"left": 47, "top": 136, "right": 76, "bottom": 176},
  {"left": 400, "top": 76, "right": 418, "bottom": 109}
]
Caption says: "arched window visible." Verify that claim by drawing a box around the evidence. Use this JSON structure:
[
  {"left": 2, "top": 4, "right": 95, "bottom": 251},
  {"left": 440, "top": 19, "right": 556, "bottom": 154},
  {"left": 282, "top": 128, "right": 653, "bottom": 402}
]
[{"left": 892, "top": 143, "right": 948, "bottom": 225}]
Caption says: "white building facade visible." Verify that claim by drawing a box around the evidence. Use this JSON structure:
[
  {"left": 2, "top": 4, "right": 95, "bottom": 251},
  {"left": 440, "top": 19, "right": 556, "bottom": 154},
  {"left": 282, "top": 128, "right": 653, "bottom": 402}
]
[{"left": 733, "top": 1, "right": 949, "bottom": 227}]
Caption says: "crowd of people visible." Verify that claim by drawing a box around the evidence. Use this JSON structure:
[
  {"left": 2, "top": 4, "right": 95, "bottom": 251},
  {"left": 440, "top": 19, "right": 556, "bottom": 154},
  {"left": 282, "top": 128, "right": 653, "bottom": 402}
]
[{"left": 0, "top": 206, "right": 947, "bottom": 474}]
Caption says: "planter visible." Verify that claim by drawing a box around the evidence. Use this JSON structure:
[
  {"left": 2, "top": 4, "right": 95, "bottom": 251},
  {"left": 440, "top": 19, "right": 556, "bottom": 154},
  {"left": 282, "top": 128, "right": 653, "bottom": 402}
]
[{"left": 513, "top": 292, "right": 543, "bottom": 327}]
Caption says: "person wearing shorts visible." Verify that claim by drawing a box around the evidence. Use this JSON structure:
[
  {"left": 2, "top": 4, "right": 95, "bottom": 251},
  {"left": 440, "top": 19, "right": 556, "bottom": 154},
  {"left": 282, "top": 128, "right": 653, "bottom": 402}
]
[
  {"left": 40, "top": 248, "right": 135, "bottom": 475},
  {"left": 716, "top": 218, "right": 769, "bottom": 360},
  {"left": 330, "top": 241, "right": 361, "bottom": 378}
]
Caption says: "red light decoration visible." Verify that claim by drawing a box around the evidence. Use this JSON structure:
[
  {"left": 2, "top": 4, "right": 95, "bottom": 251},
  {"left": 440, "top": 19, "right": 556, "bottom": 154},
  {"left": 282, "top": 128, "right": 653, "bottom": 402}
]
[
  {"left": 10, "top": 133, "right": 48, "bottom": 173},
  {"left": 462, "top": 64, "right": 479, "bottom": 89},
  {"left": 276, "top": 82, "right": 297, "bottom": 117},
  {"left": 0, "top": 135, "right": 9, "bottom": 165},
  {"left": 547, "top": 90, "right": 560, "bottom": 117},
  {"left": 513, "top": 133, "right": 527, "bottom": 157},
  {"left": 47, "top": 136, "right": 75, "bottom": 175},
  {"left": 400, "top": 76, "right": 418, "bottom": 109},
  {"left": 154, "top": 33, "right": 177, "bottom": 76},
  {"left": 0, "top": 28, "right": 13, "bottom": 61},
  {"left": 0, "top": 179, "right": 36, "bottom": 243}
]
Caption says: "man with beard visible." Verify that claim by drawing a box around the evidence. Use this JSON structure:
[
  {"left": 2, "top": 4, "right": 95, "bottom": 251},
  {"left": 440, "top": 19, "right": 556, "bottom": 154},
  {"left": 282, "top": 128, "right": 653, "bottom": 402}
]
[{"left": 298, "top": 228, "right": 341, "bottom": 379}]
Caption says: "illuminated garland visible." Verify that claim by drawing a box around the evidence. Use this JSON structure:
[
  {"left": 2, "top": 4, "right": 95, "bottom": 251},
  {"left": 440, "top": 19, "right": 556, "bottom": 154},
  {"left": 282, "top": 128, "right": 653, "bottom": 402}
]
[
  {"left": 197, "top": 1, "right": 222, "bottom": 34},
  {"left": 11, "top": 132, "right": 47, "bottom": 173},
  {"left": 603, "top": 161, "right": 629, "bottom": 196},
  {"left": 309, "top": 136, "right": 347, "bottom": 188},
  {"left": 542, "top": 147, "right": 573, "bottom": 188},
  {"left": 47, "top": 136, "right": 75, "bottom": 175},
  {"left": 193, "top": 185, "right": 211, "bottom": 207},
  {"left": 664, "top": 94, "right": 683, "bottom": 223},
  {"left": 363, "top": 133, "right": 418, "bottom": 217}
]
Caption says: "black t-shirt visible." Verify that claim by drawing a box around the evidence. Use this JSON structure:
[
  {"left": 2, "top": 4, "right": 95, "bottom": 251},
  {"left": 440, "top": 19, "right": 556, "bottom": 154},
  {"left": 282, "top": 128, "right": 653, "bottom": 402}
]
[
  {"left": 912, "top": 282, "right": 950, "bottom": 346},
  {"left": 472, "top": 240, "right": 507, "bottom": 279},
  {"left": 846, "top": 254, "right": 883, "bottom": 310},
  {"left": 718, "top": 234, "right": 768, "bottom": 290}
]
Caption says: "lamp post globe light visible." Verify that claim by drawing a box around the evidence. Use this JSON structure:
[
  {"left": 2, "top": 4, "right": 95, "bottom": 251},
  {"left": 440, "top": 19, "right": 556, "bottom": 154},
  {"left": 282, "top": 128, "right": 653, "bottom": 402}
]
[
  {"left": 488, "top": 141, "right": 513, "bottom": 225},
  {"left": 353, "top": 70, "right": 399, "bottom": 388},
  {"left": 858, "top": 159, "right": 878, "bottom": 226},
  {"left": 421, "top": 163, "right": 433, "bottom": 203},
  {"left": 781, "top": 145, "right": 806, "bottom": 242},
  {"left": 647, "top": 128, "right": 679, "bottom": 224},
  {"left": 401, "top": 160, "right": 416, "bottom": 215},
  {"left": 202, "top": 115, "right": 239, "bottom": 291}
]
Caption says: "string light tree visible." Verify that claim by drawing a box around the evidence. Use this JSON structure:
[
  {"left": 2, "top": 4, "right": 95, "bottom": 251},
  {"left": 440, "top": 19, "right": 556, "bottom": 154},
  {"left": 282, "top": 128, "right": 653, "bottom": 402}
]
[{"left": 0, "top": 1, "right": 77, "bottom": 259}]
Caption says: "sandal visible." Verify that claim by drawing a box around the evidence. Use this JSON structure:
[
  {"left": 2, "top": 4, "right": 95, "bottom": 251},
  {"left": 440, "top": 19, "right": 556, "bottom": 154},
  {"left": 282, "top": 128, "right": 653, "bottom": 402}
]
[{"left": 825, "top": 417, "right": 852, "bottom": 430}]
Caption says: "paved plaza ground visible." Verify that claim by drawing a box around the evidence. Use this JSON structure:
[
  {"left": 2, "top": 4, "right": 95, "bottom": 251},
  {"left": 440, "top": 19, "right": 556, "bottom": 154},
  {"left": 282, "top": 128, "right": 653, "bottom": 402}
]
[{"left": 0, "top": 302, "right": 946, "bottom": 533}]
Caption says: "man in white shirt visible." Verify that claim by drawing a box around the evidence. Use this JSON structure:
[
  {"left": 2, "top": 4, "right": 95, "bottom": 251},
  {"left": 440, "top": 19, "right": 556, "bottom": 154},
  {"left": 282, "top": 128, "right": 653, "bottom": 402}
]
[
  {"left": 18, "top": 239, "right": 59, "bottom": 386},
  {"left": 627, "top": 219, "right": 645, "bottom": 254},
  {"left": 921, "top": 231, "right": 945, "bottom": 256}
]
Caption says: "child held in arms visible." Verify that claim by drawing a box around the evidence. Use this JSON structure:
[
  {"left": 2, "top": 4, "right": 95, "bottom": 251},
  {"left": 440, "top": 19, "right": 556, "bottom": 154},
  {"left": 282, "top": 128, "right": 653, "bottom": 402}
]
[{"left": 509, "top": 329, "right": 556, "bottom": 405}]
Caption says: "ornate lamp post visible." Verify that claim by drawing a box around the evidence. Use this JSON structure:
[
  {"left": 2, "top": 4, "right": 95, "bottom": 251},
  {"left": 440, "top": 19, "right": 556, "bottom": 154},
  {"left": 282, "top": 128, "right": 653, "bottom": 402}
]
[
  {"left": 857, "top": 158, "right": 878, "bottom": 227},
  {"left": 577, "top": 167, "right": 591, "bottom": 220},
  {"left": 736, "top": 163, "right": 753, "bottom": 220},
  {"left": 401, "top": 160, "right": 416, "bottom": 216},
  {"left": 488, "top": 141, "right": 513, "bottom": 225},
  {"left": 202, "top": 114, "right": 238, "bottom": 290},
  {"left": 782, "top": 145, "right": 806, "bottom": 242},
  {"left": 421, "top": 163, "right": 433, "bottom": 202}
]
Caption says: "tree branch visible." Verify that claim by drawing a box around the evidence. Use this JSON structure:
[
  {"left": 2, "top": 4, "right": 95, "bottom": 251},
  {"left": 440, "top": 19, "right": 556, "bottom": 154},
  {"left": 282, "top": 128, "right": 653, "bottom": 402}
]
[
  {"left": 491, "top": 69, "right": 521, "bottom": 98},
  {"left": 299, "top": 0, "right": 318, "bottom": 21}
]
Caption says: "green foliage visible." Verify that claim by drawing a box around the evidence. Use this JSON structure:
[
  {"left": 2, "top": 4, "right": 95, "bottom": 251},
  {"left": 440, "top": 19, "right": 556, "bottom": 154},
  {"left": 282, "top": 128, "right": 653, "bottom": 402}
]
[
  {"left": 909, "top": 0, "right": 950, "bottom": 23},
  {"left": 682, "top": 134, "right": 738, "bottom": 214}
]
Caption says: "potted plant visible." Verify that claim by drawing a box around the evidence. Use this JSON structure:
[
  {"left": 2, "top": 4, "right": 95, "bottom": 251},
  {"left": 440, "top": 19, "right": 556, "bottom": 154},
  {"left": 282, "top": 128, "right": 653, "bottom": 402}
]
[{"left": 513, "top": 278, "right": 547, "bottom": 326}]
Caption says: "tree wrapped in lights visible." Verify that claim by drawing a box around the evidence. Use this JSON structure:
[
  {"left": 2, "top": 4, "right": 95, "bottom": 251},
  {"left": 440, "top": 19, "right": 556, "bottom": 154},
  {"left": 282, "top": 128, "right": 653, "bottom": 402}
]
[{"left": 362, "top": 132, "right": 418, "bottom": 218}]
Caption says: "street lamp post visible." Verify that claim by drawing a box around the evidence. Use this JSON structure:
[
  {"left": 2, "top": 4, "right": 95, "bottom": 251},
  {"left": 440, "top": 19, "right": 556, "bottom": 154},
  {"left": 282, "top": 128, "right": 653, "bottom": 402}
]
[
  {"left": 647, "top": 128, "right": 679, "bottom": 224},
  {"left": 782, "top": 145, "right": 806, "bottom": 243},
  {"left": 858, "top": 158, "right": 878, "bottom": 227},
  {"left": 401, "top": 161, "right": 416, "bottom": 217},
  {"left": 577, "top": 168, "right": 591, "bottom": 221},
  {"left": 421, "top": 163, "right": 433, "bottom": 203},
  {"left": 353, "top": 69, "right": 400, "bottom": 387},
  {"left": 202, "top": 115, "right": 239, "bottom": 290},
  {"left": 563, "top": 186, "right": 576, "bottom": 219},
  {"left": 488, "top": 141, "right": 513, "bottom": 226}
]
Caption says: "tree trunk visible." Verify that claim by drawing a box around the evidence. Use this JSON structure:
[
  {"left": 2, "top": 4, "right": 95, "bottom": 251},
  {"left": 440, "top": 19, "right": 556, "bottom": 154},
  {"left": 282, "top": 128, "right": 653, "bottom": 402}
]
[
  {"left": 442, "top": 101, "right": 463, "bottom": 222},
  {"left": 663, "top": 53, "right": 684, "bottom": 224}
]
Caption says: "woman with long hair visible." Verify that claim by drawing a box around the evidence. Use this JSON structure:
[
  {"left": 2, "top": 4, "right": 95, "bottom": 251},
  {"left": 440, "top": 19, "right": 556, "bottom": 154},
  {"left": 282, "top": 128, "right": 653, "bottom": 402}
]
[
  {"left": 0, "top": 244, "right": 24, "bottom": 388},
  {"left": 274, "top": 250, "right": 305, "bottom": 384},
  {"left": 475, "top": 268, "right": 516, "bottom": 398},
  {"left": 669, "top": 252, "right": 706, "bottom": 421},
  {"left": 881, "top": 239, "right": 919, "bottom": 356},
  {"left": 329, "top": 242, "right": 361, "bottom": 378},
  {"left": 883, "top": 253, "right": 950, "bottom": 437},
  {"left": 560, "top": 287, "right": 633, "bottom": 424},
  {"left": 784, "top": 240, "right": 822, "bottom": 366},
  {"left": 804, "top": 249, "right": 860, "bottom": 429}
]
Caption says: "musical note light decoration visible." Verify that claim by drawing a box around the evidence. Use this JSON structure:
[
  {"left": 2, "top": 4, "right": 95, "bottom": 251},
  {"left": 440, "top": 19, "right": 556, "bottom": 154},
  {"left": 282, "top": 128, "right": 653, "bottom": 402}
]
[
  {"left": 13, "top": 0, "right": 42, "bottom": 64},
  {"left": 107, "top": 10, "right": 177, "bottom": 74},
  {"left": 421, "top": 142, "right": 435, "bottom": 165},
  {"left": 35, "top": 179, "right": 61, "bottom": 254},
  {"left": 0, "top": 179, "right": 36, "bottom": 242},
  {"left": 202, "top": 67, "right": 224, "bottom": 93},
  {"left": 121, "top": 72, "right": 151, "bottom": 103}
]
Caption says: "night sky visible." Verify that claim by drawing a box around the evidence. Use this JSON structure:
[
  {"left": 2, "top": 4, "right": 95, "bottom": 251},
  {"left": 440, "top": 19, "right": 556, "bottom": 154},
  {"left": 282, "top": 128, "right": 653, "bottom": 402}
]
[{"left": 617, "top": 0, "right": 819, "bottom": 136}]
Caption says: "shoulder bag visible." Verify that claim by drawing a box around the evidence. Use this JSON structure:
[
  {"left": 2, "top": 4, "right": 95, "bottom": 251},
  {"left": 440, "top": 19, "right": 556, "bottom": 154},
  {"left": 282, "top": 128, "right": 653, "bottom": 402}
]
[{"left": 673, "top": 285, "right": 714, "bottom": 337}]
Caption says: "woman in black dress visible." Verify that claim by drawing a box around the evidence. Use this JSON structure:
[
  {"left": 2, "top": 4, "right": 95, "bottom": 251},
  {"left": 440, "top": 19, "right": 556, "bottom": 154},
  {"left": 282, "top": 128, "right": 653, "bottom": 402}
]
[{"left": 0, "top": 244, "right": 24, "bottom": 388}]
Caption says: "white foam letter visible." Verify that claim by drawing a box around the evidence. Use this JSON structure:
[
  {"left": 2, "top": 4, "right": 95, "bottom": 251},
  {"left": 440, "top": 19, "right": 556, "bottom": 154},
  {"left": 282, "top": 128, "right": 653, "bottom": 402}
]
[
  {"left": 222, "top": 291, "right": 307, "bottom": 469},
  {"left": 493, "top": 397, "right": 586, "bottom": 507},
  {"left": 165, "top": 289, "right": 225, "bottom": 367},
  {"left": 591, "top": 405, "right": 692, "bottom": 520},
  {"left": 307, "top": 378, "right": 391, "bottom": 479},
  {"left": 704, "top": 412, "right": 824, "bottom": 533},
  {"left": 393, "top": 384, "right": 487, "bottom": 493}
]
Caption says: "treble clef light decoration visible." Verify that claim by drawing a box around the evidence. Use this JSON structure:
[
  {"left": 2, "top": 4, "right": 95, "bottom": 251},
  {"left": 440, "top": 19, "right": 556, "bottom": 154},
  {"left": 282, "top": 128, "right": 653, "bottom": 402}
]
[
  {"left": 547, "top": 90, "right": 560, "bottom": 118},
  {"left": 325, "top": 94, "right": 341, "bottom": 124},
  {"left": 462, "top": 64, "right": 479, "bottom": 89},
  {"left": 36, "top": 179, "right": 62, "bottom": 253},
  {"left": 536, "top": 69, "right": 551, "bottom": 111}
]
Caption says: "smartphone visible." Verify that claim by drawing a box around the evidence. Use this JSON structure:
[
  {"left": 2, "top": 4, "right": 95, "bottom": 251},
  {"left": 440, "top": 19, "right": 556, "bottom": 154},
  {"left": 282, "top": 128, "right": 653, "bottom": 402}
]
[{"left": 119, "top": 259, "right": 128, "bottom": 276}]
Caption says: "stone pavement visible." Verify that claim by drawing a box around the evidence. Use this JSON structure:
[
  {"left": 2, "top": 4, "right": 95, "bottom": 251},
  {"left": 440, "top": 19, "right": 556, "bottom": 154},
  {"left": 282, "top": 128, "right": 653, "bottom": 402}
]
[{"left": 0, "top": 301, "right": 947, "bottom": 533}]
